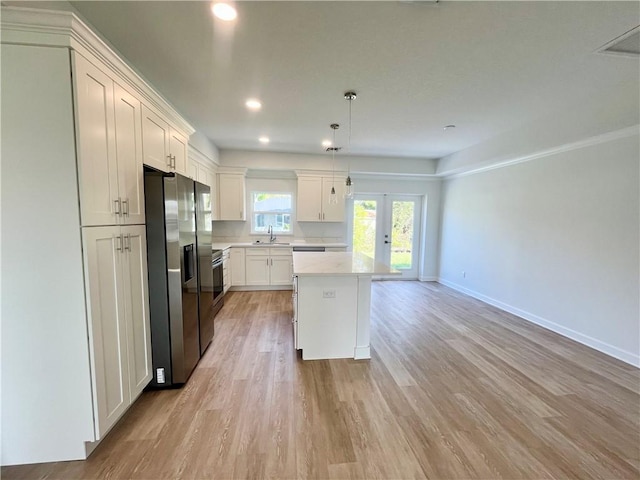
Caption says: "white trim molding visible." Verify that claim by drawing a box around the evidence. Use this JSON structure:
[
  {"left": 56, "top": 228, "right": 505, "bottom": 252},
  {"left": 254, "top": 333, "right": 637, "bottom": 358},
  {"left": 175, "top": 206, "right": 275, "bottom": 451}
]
[
  {"left": 438, "top": 278, "right": 640, "bottom": 368},
  {"left": 1, "top": 6, "right": 195, "bottom": 137},
  {"left": 442, "top": 125, "right": 640, "bottom": 180},
  {"left": 189, "top": 145, "right": 219, "bottom": 170}
]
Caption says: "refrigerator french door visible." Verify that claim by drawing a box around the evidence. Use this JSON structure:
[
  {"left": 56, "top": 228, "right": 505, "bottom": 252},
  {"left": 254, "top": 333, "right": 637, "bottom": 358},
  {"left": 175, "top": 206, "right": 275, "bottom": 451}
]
[
  {"left": 144, "top": 170, "right": 201, "bottom": 387},
  {"left": 195, "top": 180, "right": 215, "bottom": 355}
]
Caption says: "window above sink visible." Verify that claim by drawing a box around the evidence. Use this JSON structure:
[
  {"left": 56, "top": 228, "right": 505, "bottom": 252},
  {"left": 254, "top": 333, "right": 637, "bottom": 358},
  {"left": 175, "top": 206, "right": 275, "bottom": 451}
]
[{"left": 251, "top": 191, "right": 293, "bottom": 235}]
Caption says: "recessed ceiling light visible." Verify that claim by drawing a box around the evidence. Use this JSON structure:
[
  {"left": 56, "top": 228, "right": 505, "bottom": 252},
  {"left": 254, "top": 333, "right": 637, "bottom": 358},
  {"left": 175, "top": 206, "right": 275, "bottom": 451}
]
[
  {"left": 321, "top": 139, "right": 332, "bottom": 148},
  {"left": 211, "top": 3, "right": 237, "bottom": 21},
  {"left": 245, "top": 98, "right": 262, "bottom": 111},
  {"left": 443, "top": 124, "right": 456, "bottom": 131},
  {"left": 259, "top": 136, "right": 270, "bottom": 144}
]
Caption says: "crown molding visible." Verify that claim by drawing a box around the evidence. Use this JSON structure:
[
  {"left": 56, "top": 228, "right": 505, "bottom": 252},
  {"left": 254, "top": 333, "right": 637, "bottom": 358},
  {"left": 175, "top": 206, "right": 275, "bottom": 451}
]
[
  {"left": 442, "top": 125, "right": 640, "bottom": 180},
  {"left": 189, "top": 145, "right": 219, "bottom": 170},
  {"left": 1, "top": 6, "right": 195, "bottom": 136}
]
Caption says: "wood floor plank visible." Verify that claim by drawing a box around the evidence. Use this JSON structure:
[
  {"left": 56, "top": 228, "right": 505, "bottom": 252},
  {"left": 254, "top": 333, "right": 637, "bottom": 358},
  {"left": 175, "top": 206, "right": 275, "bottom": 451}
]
[{"left": 4, "top": 282, "right": 638, "bottom": 480}]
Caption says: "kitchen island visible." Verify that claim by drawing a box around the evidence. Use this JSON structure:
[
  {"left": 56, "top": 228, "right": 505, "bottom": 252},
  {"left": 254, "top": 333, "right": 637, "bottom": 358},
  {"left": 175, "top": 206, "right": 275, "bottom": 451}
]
[{"left": 292, "top": 252, "right": 399, "bottom": 360}]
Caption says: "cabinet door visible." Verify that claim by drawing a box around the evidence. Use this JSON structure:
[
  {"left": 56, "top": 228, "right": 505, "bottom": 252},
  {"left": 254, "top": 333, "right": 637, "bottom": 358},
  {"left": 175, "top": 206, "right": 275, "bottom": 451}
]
[
  {"left": 187, "top": 160, "right": 198, "bottom": 180},
  {"left": 230, "top": 248, "right": 246, "bottom": 286},
  {"left": 169, "top": 129, "right": 188, "bottom": 176},
  {"left": 121, "top": 225, "right": 152, "bottom": 401},
  {"left": 74, "top": 54, "right": 119, "bottom": 226},
  {"left": 141, "top": 105, "right": 171, "bottom": 172},
  {"left": 297, "top": 177, "right": 322, "bottom": 222},
  {"left": 114, "top": 84, "right": 145, "bottom": 225},
  {"left": 219, "top": 174, "right": 246, "bottom": 221},
  {"left": 246, "top": 255, "right": 270, "bottom": 285},
  {"left": 322, "top": 177, "right": 346, "bottom": 222},
  {"left": 270, "top": 255, "right": 293, "bottom": 285},
  {"left": 82, "top": 226, "right": 130, "bottom": 439}
]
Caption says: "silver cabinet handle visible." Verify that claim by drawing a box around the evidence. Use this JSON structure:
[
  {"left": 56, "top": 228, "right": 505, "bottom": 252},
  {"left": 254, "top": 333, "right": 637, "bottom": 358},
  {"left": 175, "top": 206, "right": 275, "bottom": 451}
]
[
  {"left": 122, "top": 199, "right": 129, "bottom": 216},
  {"left": 172, "top": 155, "right": 176, "bottom": 169},
  {"left": 270, "top": 258, "right": 273, "bottom": 266},
  {"left": 166, "top": 154, "right": 172, "bottom": 168},
  {"left": 124, "top": 234, "right": 131, "bottom": 251},
  {"left": 318, "top": 212, "right": 321, "bottom": 220},
  {"left": 322, "top": 212, "right": 325, "bottom": 220},
  {"left": 115, "top": 234, "right": 123, "bottom": 251},
  {"left": 114, "top": 198, "right": 121, "bottom": 216}
]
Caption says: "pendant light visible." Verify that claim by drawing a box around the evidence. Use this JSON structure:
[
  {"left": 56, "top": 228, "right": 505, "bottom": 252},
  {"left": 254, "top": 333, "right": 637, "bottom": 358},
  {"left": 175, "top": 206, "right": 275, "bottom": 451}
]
[
  {"left": 327, "top": 123, "right": 340, "bottom": 205},
  {"left": 344, "top": 91, "right": 356, "bottom": 199}
]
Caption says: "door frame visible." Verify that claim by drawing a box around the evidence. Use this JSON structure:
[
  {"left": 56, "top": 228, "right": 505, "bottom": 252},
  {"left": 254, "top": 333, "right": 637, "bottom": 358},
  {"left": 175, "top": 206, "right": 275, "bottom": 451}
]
[{"left": 347, "top": 193, "right": 423, "bottom": 280}]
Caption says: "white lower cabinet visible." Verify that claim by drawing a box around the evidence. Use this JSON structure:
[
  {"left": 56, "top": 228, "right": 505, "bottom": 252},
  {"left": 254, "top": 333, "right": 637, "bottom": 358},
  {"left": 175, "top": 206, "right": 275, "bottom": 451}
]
[
  {"left": 230, "top": 247, "right": 246, "bottom": 286},
  {"left": 82, "top": 225, "right": 151, "bottom": 439},
  {"left": 222, "top": 248, "right": 231, "bottom": 293},
  {"left": 245, "top": 249, "right": 270, "bottom": 285},
  {"left": 245, "top": 247, "right": 293, "bottom": 286}
]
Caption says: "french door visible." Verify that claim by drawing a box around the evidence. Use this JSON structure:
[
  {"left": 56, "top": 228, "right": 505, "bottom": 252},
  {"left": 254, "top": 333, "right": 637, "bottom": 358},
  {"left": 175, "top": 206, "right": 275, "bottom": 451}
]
[{"left": 350, "top": 194, "right": 422, "bottom": 279}]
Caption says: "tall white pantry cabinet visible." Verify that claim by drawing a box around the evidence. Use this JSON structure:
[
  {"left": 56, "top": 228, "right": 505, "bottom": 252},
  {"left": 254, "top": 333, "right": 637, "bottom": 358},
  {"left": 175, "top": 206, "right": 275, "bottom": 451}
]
[{"left": 1, "top": 7, "right": 195, "bottom": 466}]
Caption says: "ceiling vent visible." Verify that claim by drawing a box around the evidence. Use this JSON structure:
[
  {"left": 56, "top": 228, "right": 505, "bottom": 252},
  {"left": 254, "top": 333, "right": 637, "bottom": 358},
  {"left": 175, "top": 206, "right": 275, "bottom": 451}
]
[{"left": 597, "top": 25, "right": 640, "bottom": 57}]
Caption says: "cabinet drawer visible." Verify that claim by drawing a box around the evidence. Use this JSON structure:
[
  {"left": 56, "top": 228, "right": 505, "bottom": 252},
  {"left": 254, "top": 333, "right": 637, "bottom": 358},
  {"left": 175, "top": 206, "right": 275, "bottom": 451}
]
[
  {"left": 270, "top": 247, "right": 293, "bottom": 256},
  {"left": 246, "top": 247, "right": 270, "bottom": 256}
]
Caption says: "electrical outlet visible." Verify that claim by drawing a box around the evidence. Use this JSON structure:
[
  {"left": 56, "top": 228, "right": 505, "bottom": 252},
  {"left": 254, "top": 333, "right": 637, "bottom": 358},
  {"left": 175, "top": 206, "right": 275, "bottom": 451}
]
[{"left": 323, "top": 289, "right": 336, "bottom": 298}]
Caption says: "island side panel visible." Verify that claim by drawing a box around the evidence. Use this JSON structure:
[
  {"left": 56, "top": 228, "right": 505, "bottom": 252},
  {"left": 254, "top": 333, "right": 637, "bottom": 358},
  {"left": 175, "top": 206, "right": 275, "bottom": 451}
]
[
  {"left": 297, "top": 276, "right": 358, "bottom": 360},
  {"left": 355, "top": 276, "right": 372, "bottom": 359}
]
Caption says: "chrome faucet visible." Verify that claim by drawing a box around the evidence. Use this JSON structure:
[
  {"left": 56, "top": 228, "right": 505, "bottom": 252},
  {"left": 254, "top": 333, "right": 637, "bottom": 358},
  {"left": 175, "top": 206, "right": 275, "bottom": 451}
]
[{"left": 268, "top": 225, "right": 276, "bottom": 243}]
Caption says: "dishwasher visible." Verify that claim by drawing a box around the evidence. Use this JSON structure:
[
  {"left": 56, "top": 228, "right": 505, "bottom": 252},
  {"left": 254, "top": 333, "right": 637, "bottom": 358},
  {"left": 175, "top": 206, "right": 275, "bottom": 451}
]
[{"left": 292, "top": 246, "right": 326, "bottom": 252}]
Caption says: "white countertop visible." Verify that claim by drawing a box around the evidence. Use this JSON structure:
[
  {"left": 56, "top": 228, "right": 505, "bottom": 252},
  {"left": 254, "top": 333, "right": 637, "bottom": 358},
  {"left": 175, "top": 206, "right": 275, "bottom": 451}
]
[
  {"left": 212, "top": 242, "right": 348, "bottom": 251},
  {"left": 292, "top": 252, "right": 400, "bottom": 277}
]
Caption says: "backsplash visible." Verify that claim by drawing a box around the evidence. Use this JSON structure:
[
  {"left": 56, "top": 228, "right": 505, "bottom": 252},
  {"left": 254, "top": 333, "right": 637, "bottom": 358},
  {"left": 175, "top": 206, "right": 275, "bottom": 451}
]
[{"left": 211, "top": 220, "right": 346, "bottom": 244}]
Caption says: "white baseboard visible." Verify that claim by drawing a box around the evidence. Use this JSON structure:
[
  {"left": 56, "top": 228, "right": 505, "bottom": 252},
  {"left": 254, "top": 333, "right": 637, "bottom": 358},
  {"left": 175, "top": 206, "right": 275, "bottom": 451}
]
[
  {"left": 354, "top": 346, "right": 371, "bottom": 360},
  {"left": 438, "top": 278, "right": 640, "bottom": 368},
  {"left": 419, "top": 276, "right": 439, "bottom": 282}
]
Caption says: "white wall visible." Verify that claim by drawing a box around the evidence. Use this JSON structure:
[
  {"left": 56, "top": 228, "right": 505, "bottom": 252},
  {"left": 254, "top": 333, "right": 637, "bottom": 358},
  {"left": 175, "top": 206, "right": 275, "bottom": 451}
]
[
  {"left": 220, "top": 149, "right": 438, "bottom": 176},
  {"left": 438, "top": 132, "right": 640, "bottom": 366},
  {"left": 189, "top": 129, "right": 220, "bottom": 166},
  {"left": 213, "top": 154, "right": 442, "bottom": 280},
  {"left": 1, "top": 45, "right": 95, "bottom": 465},
  {"left": 355, "top": 177, "right": 442, "bottom": 280},
  {"left": 213, "top": 175, "right": 346, "bottom": 242}
]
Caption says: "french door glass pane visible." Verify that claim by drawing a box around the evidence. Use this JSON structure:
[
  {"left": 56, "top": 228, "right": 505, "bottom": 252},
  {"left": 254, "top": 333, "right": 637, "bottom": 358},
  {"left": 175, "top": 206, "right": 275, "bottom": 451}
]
[
  {"left": 353, "top": 199, "right": 377, "bottom": 261},
  {"left": 390, "top": 201, "right": 414, "bottom": 270}
]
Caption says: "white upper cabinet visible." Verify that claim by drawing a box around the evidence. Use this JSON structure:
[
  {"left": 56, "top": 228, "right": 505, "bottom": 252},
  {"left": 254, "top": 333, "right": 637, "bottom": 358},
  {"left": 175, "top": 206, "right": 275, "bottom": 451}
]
[
  {"left": 74, "top": 54, "right": 145, "bottom": 226},
  {"left": 218, "top": 172, "right": 246, "bottom": 221},
  {"left": 169, "top": 128, "right": 188, "bottom": 175},
  {"left": 141, "top": 105, "right": 188, "bottom": 176},
  {"left": 297, "top": 174, "right": 345, "bottom": 222},
  {"left": 74, "top": 54, "right": 119, "bottom": 226},
  {"left": 114, "top": 84, "right": 145, "bottom": 225}
]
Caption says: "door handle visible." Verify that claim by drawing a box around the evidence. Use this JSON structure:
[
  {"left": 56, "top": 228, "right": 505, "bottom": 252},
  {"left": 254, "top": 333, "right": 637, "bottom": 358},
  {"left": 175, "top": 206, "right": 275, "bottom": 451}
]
[{"left": 384, "top": 240, "right": 390, "bottom": 244}]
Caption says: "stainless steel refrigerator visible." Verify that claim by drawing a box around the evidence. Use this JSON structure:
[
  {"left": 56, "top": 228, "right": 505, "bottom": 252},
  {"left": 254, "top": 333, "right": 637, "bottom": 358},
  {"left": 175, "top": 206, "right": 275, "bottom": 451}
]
[{"left": 144, "top": 170, "right": 213, "bottom": 387}]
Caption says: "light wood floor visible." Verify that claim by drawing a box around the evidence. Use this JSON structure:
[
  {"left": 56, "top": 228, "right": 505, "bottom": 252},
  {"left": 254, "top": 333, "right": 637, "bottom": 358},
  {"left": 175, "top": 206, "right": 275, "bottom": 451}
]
[{"left": 4, "top": 282, "right": 639, "bottom": 479}]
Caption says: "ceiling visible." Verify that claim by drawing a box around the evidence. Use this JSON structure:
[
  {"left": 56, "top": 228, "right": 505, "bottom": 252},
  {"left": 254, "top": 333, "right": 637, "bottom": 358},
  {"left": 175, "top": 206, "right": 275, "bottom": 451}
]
[{"left": 49, "top": 2, "right": 640, "bottom": 158}]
